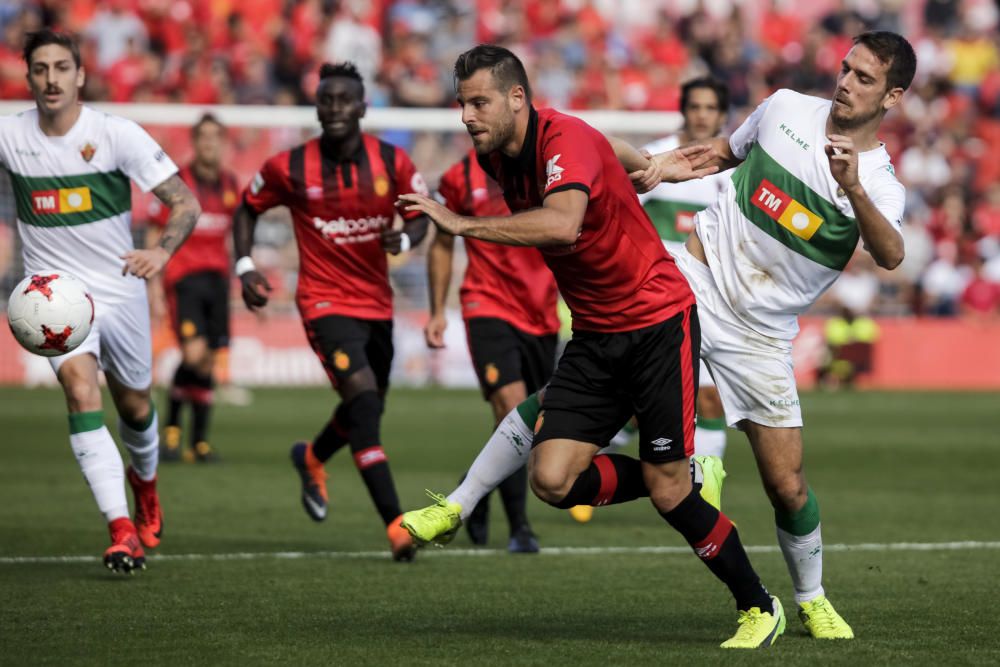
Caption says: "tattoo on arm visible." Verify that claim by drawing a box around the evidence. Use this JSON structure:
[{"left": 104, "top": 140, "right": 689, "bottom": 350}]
[{"left": 151, "top": 174, "right": 201, "bottom": 255}]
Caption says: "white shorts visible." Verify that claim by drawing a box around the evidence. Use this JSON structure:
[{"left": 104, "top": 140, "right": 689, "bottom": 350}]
[
  {"left": 672, "top": 247, "right": 802, "bottom": 429},
  {"left": 50, "top": 291, "right": 153, "bottom": 390},
  {"left": 665, "top": 241, "right": 716, "bottom": 391}
]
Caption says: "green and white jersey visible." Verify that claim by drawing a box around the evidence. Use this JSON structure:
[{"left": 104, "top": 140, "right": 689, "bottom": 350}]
[
  {"left": 0, "top": 106, "right": 177, "bottom": 303},
  {"left": 639, "top": 135, "right": 728, "bottom": 244},
  {"left": 695, "top": 89, "right": 905, "bottom": 340}
]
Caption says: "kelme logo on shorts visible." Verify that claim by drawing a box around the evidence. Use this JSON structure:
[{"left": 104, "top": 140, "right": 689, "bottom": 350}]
[
  {"left": 751, "top": 179, "right": 823, "bottom": 241},
  {"left": 31, "top": 187, "right": 93, "bottom": 215}
]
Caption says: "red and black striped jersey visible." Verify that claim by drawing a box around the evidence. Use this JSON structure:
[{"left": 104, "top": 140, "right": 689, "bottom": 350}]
[
  {"left": 438, "top": 150, "right": 559, "bottom": 337},
  {"left": 149, "top": 164, "right": 239, "bottom": 287},
  {"left": 477, "top": 107, "right": 694, "bottom": 333},
  {"left": 243, "top": 133, "right": 428, "bottom": 321}
]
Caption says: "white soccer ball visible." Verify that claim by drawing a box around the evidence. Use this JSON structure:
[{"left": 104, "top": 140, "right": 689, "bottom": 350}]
[{"left": 7, "top": 271, "right": 94, "bottom": 357}]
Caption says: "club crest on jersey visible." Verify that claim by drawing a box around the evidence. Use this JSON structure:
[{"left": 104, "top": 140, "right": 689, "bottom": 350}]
[
  {"left": 545, "top": 154, "right": 564, "bottom": 189},
  {"left": 223, "top": 190, "right": 237, "bottom": 208},
  {"left": 333, "top": 349, "right": 351, "bottom": 371},
  {"left": 80, "top": 142, "right": 97, "bottom": 162},
  {"left": 751, "top": 179, "right": 823, "bottom": 241},
  {"left": 374, "top": 175, "right": 389, "bottom": 197},
  {"left": 484, "top": 363, "right": 500, "bottom": 386}
]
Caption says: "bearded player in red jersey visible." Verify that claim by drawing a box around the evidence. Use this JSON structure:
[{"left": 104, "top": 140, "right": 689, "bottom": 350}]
[
  {"left": 428, "top": 149, "right": 560, "bottom": 552},
  {"left": 233, "top": 63, "right": 430, "bottom": 561},
  {"left": 399, "top": 45, "right": 784, "bottom": 647},
  {"left": 148, "top": 113, "right": 238, "bottom": 463}
]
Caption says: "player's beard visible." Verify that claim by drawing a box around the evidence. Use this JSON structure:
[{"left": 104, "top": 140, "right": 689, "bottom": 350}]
[
  {"left": 830, "top": 100, "right": 882, "bottom": 131},
  {"left": 475, "top": 109, "right": 516, "bottom": 154}
]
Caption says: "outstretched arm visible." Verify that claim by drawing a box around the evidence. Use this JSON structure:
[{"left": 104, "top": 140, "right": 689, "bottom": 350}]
[
  {"left": 425, "top": 230, "right": 455, "bottom": 348},
  {"left": 398, "top": 188, "right": 587, "bottom": 247},
  {"left": 121, "top": 174, "right": 201, "bottom": 278}
]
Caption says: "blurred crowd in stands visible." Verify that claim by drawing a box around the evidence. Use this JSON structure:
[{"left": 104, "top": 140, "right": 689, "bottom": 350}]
[{"left": 1, "top": 0, "right": 999, "bottom": 319}]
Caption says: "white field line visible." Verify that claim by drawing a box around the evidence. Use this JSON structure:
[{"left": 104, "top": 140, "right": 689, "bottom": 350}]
[{"left": 1, "top": 540, "right": 998, "bottom": 565}]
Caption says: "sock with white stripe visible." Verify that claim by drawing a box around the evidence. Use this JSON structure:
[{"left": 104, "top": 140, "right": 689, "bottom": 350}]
[
  {"left": 69, "top": 411, "right": 129, "bottom": 522},
  {"left": 119, "top": 404, "right": 159, "bottom": 481},
  {"left": 694, "top": 416, "right": 727, "bottom": 458}
]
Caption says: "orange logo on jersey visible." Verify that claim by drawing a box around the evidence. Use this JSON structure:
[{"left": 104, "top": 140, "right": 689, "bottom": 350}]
[
  {"left": 484, "top": 363, "right": 500, "bottom": 386},
  {"left": 374, "top": 175, "right": 389, "bottom": 197},
  {"left": 80, "top": 142, "right": 97, "bottom": 162},
  {"left": 534, "top": 411, "right": 545, "bottom": 434},
  {"left": 31, "top": 187, "right": 93, "bottom": 214},
  {"left": 180, "top": 320, "right": 197, "bottom": 338},
  {"left": 333, "top": 349, "right": 351, "bottom": 371},
  {"left": 223, "top": 190, "right": 237, "bottom": 208},
  {"left": 751, "top": 179, "right": 823, "bottom": 241}
]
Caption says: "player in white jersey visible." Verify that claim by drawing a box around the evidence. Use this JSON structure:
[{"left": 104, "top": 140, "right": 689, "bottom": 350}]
[
  {"left": 0, "top": 31, "right": 200, "bottom": 573},
  {"left": 640, "top": 77, "right": 731, "bottom": 466},
  {"left": 652, "top": 31, "right": 915, "bottom": 639}
]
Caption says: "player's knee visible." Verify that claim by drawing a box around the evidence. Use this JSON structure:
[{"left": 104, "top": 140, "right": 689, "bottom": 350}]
[
  {"left": 345, "top": 391, "right": 382, "bottom": 427},
  {"left": 764, "top": 473, "right": 808, "bottom": 513},
  {"left": 644, "top": 465, "right": 691, "bottom": 513},
  {"left": 696, "top": 388, "right": 724, "bottom": 420},
  {"left": 63, "top": 378, "right": 101, "bottom": 412},
  {"left": 118, "top": 390, "right": 153, "bottom": 426},
  {"left": 528, "top": 464, "right": 574, "bottom": 506}
]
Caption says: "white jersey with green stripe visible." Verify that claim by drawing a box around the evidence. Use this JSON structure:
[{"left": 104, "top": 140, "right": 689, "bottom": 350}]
[
  {"left": 0, "top": 106, "right": 177, "bottom": 303},
  {"left": 639, "top": 135, "right": 729, "bottom": 244},
  {"left": 694, "top": 89, "right": 905, "bottom": 340}
]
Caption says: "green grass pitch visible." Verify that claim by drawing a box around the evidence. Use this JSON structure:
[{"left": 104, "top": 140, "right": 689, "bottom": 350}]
[{"left": 1, "top": 386, "right": 998, "bottom": 665}]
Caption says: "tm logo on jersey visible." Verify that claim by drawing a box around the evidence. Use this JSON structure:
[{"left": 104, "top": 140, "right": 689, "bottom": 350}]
[
  {"left": 31, "top": 187, "right": 93, "bottom": 215},
  {"left": 751, "top": 179, "right": 823, "bottom": 241},
  {"left": 545, "top": 154, "right": 564, "bottom": 189}
]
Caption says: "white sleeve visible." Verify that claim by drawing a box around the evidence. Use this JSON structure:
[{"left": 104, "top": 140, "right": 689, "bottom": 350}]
[
  {"left": 114, "top": 118, "right": 178, "bottom": 192},
  {"left": 864, "top": 168, "right": 906, "bottom": 232},
  {"left": 729, "top": 94, "right": 775, "bottom": 160}
]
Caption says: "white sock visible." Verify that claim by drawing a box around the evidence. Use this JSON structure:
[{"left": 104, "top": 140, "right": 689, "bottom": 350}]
[
  {"left": 694, "top": 425, "right": 727, "bottom": 458},
  {"left": 449, "top": 406, "right": 534, "bottom": 520},
  {"left": 119, "top": 408, "right": 159, "bottom": 481},
  {"left": 777, "top": 524, "right": 825, "bottom": 604},
  {"left": 70, "top": 425, "right": 129, "bottom": 522}
]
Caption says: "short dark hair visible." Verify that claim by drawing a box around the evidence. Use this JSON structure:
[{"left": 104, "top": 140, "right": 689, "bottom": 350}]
[
  {"left": 318, "top": 61, "right": 365, "bottom": 96},
  {"left": 23, "top": 29, "right": 81, "bottom": 68},
  {"left": 454, "top": 44, "right": 532, "bottom": 103},
  {"left": 191, "top": 112, "right": 225, "bottom": 139},
  {"left": 680, "top": 77, "right": 729, "bottom": 114},
  {"left": 852, "top": 31, "right": 916, "bottom": 92}
]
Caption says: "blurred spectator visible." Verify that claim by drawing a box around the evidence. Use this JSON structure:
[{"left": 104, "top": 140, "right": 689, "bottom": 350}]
[{"left": 84, "top": 0, "right": 148, "bottom": 71}]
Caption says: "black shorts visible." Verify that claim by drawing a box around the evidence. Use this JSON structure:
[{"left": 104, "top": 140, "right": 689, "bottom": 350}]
[
  {"left": 535, "top": 305, "right": 700, "bottom": 463},
  {"left": 466, "top": 317, "right": 558, "bottom": 398},
  {"left": 169, "top": 271, "right": 230, "bottom": 349},
  {"left": 303, "top": 315, "right": 393, "bottom": 392}
]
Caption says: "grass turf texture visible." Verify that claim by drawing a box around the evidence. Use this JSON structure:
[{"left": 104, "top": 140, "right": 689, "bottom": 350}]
[{"left": 0, "top": 387, "right": 997, "bottom": 665}]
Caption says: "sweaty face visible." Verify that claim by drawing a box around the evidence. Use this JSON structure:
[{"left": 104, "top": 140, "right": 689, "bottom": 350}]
[
  {"left": 682, "top": 87, "right": 725, "bottom": 142},
  {"left": 193, "top": 122, "right": 225, "bottom": 167},
  {"left": 27, "top": 44, "right": 84, "bottom": 116},
  {"left": 457, "top": 69, "right": 518, "bottom": 155},
  {"left": 315, "top": 77, "right": 366, "bottom": 140},
  {"left": 830, "top": 44, "right": 896, "bottom": 129}
]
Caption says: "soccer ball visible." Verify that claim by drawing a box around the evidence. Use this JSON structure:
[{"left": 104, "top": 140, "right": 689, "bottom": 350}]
[{"left": 7, "top": 271, "right": 94, "bottom": 357}]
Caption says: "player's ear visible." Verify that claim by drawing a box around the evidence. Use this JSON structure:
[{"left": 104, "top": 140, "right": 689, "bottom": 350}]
[
  {"left": 881, "top": 86, "right": 903, "bottom": 113},
  {"left": 359, "top": 100, "right": 367, "bottom": 119},
  {"left": 509, "top": 84, "right": 526, "bottom": 112},
  {"left": 76, "top": 65, "right": 85, "bottom": 90}
]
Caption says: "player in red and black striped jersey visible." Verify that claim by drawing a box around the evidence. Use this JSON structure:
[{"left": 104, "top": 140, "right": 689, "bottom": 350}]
[
  {"left": 400, "top": 46, "right": 782, "bottom": 645},
  {"left": 428, "top": 149, "right": 559, "bottom": 551},
  {"left": 233, "top": 62, "right": 430, "bottom": 561},
  {"left": 147, "top": 114, "right": 237, "bottom": 464}
]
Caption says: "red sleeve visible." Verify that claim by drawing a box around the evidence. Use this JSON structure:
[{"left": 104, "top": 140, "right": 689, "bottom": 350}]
[
  {"left": 436, "top": 160, "right": 468, "bottom": 215},
  {"left": 393, "top": 148, "right": 430, "bottom": 222},
  {"left": 540, "top": 119, "right": 601, "bottom": 199},
  {"left": 242, "top": 153, "right": 291, "bottom": 214}
]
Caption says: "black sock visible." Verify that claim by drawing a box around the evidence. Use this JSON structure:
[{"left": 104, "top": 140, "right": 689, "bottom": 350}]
[
  {"left": 660, "top": 488, "right": 771, "bottom": 611},
  {"left": 551, "top": 454, "right": 650, "bottom": 509},
  {"left": 312, "top": 403, "right": 350, "bottom": 462},
  {"left": 497, "top": 465, "right": 529, "bottom": 533},
  {"left": 189, "top": 370, "right": 214, "bottom": 446},
  {"left": 168, "top": 364, "right": 196, "bottom": 428},
  {"left": 345, "top": 391, "right": 401, "bottom": 525}
]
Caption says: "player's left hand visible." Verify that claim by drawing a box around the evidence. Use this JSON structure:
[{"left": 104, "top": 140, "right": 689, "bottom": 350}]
[
  {"left": 397, "top": 193, "right": 467, "bottom": 236},
  {"left": 653, "top": 144, "right": 719, "bottom": 183},
  {"left": 629, "top": 149, "right": 662, "bottom": 194},
  {"left": 826, "top": 134, "right": 860, "bottom": 191},
  {"left": 121, "top": 247, "right": 170, "bottom": 279}
]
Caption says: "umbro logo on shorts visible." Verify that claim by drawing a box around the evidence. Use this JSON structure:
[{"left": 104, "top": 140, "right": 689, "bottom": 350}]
[{"left": 651, "top": 437, "right": 672, "bottom": 451}]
